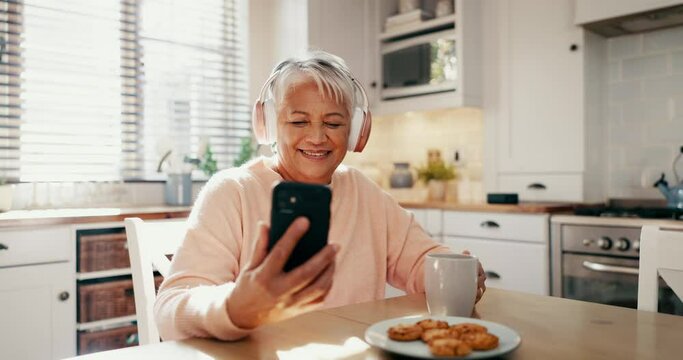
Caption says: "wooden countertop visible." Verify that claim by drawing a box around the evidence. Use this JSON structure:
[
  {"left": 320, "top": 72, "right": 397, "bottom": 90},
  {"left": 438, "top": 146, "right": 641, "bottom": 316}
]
[
  {"left": 400, "top": 200, "right": 580, "bottom": 214},
  {"left": 65, "top": 288, "right": 683, "bottom": 360},
  {"left": 0, "top": 206, "right": 192, "bottom": 228},
  {"left": 0, "top": 200, "right": 584, "bottom": 229}
]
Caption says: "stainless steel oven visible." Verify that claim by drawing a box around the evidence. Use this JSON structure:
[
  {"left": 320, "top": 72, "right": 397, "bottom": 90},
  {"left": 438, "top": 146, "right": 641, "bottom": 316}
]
[{"left": 551, "top": 214, "right": 683, "bottom": 316}]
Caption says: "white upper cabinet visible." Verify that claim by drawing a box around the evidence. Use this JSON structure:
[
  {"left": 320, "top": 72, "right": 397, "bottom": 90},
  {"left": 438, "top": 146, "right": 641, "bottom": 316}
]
[
  {"left": 495, "top": 0, "right": 583, "bottom": 174},
  {"left": 575, "top": 0, "right": 683, "bottom": 25},
  {"left": 307, "top": 0, "right": 378, "bottom": 106},
  {"left": 485, "top": 0, "right": 607, "bottom": 202}
]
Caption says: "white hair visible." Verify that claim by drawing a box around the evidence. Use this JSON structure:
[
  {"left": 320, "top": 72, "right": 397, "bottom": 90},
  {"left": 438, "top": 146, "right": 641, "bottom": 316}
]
[{"left": 268, "top": 50, "right": 357, "bottom": 117}]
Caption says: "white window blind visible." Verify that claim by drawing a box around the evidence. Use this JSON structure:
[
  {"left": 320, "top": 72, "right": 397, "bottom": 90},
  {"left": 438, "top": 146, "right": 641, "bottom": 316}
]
[
  {"left": 0, "top": 1, "right": 21, "bottom": 181},
  {"left": 0, "top": 0, "right": 249, "bottom": 182},
  {"left": 133, "top": 0, "right": 250, "bottom": 180}
]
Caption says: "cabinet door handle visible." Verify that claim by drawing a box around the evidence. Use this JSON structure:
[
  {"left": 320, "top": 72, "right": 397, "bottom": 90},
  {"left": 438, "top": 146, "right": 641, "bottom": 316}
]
[
  {"left": 0, "top": 243, "right": 8, "bottom": 250},
  {"left": 485, "top": 271, "right": 501, "bottom": 279},
  {"left": 58, "top": 291, "right": 70, "bottom": 301},
  {"left": 527, "top": 183, "right": 547, "bottom": 190},
  {"left": 480, "top": 221, "right": 500, "bottom": 229}
]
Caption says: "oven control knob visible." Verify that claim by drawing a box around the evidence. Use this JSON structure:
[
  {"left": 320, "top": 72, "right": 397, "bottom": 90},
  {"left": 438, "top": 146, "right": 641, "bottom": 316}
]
[
  {"left": 597, "top": 237, "right": 613, "bottom": 250},
  {"left": 582, "top": 238, "right": 593, "bottom": 247},
  {"left": 632, "top": 240, "right": 640, "bottom": 252},
  {"left": 616, "top": 238, "right": 630, "bottom": 251}
]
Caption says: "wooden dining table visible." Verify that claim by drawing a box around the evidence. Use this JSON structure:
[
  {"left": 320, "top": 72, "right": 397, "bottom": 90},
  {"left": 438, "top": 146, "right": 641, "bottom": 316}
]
[{"left": 68, "top": 288, "right": 683, "bottom": 359}]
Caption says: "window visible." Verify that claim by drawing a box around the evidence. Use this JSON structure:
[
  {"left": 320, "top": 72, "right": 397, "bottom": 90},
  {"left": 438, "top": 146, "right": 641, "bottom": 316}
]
[{"left": 0, "top": 0, "right": 249, "bottom": 182}]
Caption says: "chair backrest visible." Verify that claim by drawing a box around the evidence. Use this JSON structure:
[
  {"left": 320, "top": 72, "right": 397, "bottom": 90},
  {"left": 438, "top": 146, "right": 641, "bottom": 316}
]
[
  {"left": 637, "top": 225, "right": 683, "bottom": 312},
  {"left": 124, "top": 217, "right": 187, "bottom": 345}
]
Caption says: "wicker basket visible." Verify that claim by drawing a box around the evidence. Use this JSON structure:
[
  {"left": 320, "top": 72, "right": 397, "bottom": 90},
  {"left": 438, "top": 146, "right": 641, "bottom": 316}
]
[
  {"left": 78, "top": 276, "right": 163, "bottom": 323},
  {"left": 78, "top": 325, "right": 138, "bottom": 355},
  {"left": 78, "top": 232, "right": 130, "bottom": 272}
]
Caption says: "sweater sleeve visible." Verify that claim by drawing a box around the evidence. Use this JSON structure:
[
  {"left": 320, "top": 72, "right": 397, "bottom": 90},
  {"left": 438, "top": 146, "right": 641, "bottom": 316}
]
[
  {"left": 384, "top": 193, "right": 451, "bottom": 294},
  {"left": 154, "top": 171, "right": 252, "bottom": 341}
]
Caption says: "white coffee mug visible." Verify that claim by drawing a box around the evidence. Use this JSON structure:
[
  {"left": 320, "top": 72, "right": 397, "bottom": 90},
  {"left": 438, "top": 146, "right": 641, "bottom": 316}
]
[{"left": 424, "top": 253, "right": 478, "bottom": 317}]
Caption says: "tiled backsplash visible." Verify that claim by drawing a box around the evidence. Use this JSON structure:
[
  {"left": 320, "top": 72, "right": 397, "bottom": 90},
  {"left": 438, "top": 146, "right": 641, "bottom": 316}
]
[
  {"left": 607, "top": 26, "right": 683, "bottom": 199},
  {"left": 343, "top": 107, "right": 484, "bottom": 190}
]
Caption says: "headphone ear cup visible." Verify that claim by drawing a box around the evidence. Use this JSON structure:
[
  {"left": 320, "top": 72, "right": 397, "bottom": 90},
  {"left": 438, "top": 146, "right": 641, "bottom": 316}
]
[
  {"left": 347, "top": 107, "right": 372, "bottom": 152},
  {"left": 263, "top": 98, "right": 277, "bottom": 144},
  {"left": 252, "top": 101, "right": 268, "bottom": 144},
  {"left": 347, "top": 107, "right": 363, "bottom": 152},
  {"left": 354, "top": 110, "right": 372, "bottom": 152}
]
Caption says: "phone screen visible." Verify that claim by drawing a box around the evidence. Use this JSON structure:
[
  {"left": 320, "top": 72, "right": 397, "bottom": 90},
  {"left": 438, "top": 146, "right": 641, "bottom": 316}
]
[{"left": 268, "top": 182, "right": 331, "bottom": 272}]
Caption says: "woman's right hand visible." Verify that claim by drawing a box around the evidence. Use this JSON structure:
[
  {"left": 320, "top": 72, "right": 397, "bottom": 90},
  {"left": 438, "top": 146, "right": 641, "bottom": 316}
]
[{"left": 226, "top": 217, "right": 338, "bottom": 329}]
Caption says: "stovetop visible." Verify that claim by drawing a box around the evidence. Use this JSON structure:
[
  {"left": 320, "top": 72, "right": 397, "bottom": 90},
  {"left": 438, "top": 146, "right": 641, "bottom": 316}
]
[{"left": 574, "top": 206, "right": 683, "bottom": 220}]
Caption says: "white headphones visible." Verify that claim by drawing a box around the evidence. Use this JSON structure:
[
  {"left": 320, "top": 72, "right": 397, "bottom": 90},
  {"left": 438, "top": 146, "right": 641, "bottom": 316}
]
[{"left": 251, "top": 60, "right": 372, "bottom": 152}]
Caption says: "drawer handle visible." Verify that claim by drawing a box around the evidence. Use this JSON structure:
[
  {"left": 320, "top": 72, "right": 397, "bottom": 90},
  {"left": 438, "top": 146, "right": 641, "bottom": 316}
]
[
  {"left": 480, "top": 221, "right": 500, "bottom": 229},
  {"left": 527, "top": 183, "right": 547, "bottom": 190},
  {"left": 485, "top": 271, "right": 501, "bottom": 279},
  {"left": 0, "top": 243, "right": 8, "bottom": 250},
  {"left": 58, "top": 291, "right": 70, "bottom": 301}
]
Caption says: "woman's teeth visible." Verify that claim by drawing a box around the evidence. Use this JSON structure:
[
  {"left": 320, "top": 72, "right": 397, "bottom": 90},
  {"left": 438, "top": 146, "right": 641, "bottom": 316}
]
[{"left": 301, "top": 150, "right": 328, "bottom": 158}]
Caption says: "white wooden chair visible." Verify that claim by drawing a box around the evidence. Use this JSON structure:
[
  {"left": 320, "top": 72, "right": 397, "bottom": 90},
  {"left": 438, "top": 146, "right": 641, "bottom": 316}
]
[
  {"left": 637, "top": 225, "right": 683, "bottom": 312},
  {"left": 124, "top": 217, "right": 187, "bottom": 345}
]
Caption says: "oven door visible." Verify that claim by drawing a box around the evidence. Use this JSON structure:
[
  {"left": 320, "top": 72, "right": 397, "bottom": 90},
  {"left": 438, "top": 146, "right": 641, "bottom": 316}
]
[{"left": 562, "top": 253, "right": 683, "bottom": 315}]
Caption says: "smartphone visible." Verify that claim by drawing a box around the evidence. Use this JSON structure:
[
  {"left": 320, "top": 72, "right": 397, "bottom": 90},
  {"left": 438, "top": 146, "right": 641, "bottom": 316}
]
[{"left": 269, "top": 182, "right": 332, "bottom": 272}]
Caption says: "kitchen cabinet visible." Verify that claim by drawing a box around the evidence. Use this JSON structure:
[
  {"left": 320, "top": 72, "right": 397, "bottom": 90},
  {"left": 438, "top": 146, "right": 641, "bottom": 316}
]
[
  {"left": 372, "top": 0, "right": 482, "bottom": 115},
  {"left": 485, "top": 0, "right": 606, "bottom": 202},
  {"left": 575, "top": 0, "right": 683, "bottom": 25},
  {"left": 442, "top": 211, "right": 550, "bottom": 295},
  {"left": 0, "top": 226, "right": 76, "bottom": 360},
  {"left": 307, "top": 0, "right": 377, "bottom": 107}
]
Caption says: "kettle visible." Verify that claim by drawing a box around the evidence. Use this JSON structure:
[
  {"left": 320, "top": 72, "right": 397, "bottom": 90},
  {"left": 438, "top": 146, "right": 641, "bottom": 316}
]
[
  {"left": 654, "top": 146, "right": 683, "bottom": 208},
  {"left": 653, "top": 173, "right": 683, "bottom": 209}
]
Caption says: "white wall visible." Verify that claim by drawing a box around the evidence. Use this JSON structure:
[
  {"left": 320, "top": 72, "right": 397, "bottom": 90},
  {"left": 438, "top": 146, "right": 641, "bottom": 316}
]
[
  {"left": 248, "top": 0, "right": 309, "bottom": 104},
  {"left": 606, "top": 26, "right": 683, "bottom": 198}
]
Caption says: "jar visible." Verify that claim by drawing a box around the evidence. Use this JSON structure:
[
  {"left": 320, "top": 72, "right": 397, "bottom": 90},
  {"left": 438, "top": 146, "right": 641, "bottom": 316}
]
[
  {"left": 435, "top": 0, "right": 454, "bottom": 17},
  {"left": 399, "top": 0, "right": 421, "bottom": 13},
  {"left": 390, "top": 162, "right": 414, "bottom": 188}
]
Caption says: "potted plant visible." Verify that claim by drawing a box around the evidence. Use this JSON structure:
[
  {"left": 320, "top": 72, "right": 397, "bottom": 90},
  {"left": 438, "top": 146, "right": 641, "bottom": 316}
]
[
  {"left": 417, "top": 160, "right": 456, "bottom": 201},
  {"left": 0, "top": 177, "right": 15, "bottom": 212}
]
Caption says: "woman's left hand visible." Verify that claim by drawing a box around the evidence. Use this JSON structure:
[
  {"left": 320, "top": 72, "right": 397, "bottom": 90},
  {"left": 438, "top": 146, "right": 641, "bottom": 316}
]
[{"left": 462, "top": 250, "right": 486, "bottom": 303}]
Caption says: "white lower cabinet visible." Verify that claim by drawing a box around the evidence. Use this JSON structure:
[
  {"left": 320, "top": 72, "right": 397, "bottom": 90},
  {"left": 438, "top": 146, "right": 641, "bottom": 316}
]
[
  {"left": 0, "top": 226, "right": 75, "bottom": 359},
  {"left": 0, "top": 261, "right": 76, "bottom": 359},
  {"left": 442, "top": 211, "right": 550, "bottom": 296},
  {"left": 443, "top": 236, "right": 548, "bottom": 296}
]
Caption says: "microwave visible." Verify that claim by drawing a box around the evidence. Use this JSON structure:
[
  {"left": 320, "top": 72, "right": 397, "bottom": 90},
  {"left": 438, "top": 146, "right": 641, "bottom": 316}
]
[{"left": 381, "top": 29, "right": 457, "bottom": 100}]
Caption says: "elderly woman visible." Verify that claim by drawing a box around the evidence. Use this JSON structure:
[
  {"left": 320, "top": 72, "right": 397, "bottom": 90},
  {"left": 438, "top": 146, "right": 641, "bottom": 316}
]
[{"left": 154, "top": 51, "right": 486, "bottom": 341}]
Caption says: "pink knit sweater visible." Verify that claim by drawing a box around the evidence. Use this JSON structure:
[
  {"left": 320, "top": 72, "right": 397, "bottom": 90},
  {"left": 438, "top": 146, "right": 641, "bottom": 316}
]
[{"left": 154, "top": 157, "right": 449, "bottom": 340}]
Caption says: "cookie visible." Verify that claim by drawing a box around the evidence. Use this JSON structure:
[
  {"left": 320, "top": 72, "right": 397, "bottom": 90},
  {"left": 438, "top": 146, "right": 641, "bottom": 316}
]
[
  {"left": 428, "top": 338, "right": 473, "bottom": 357},
  {"left": 387, "top": 323, "right": 423, "bottom": 341},
  {"left": 461, "top": 332, "right": 499, "bottom": 350},
  {"left": 450, "top": 323, "right": 488, "bottom": 337},
  {"left": 421, "top": 328, "right": 454, "bottom": 343},
  {"left": 416, "top": 319, "right": 449, "bottom": 331}
]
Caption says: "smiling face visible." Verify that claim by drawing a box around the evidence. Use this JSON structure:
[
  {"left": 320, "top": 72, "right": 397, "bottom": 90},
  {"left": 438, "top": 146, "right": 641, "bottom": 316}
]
[{"left": 273, "top": 77, "right": 350, "bottom": 184}]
